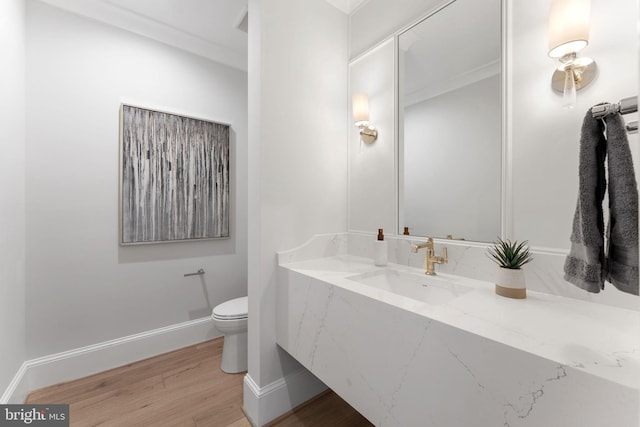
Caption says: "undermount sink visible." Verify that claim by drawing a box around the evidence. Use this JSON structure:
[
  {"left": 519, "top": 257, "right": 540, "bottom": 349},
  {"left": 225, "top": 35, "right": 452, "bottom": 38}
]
[{"left": 347, "top": 268, "right": 472, "bottom": 306}]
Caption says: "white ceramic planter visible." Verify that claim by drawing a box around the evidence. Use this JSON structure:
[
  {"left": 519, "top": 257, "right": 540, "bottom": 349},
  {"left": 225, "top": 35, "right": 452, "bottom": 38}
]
[{"left": 495, "top": 266, "right": 527, "bottom": 299}]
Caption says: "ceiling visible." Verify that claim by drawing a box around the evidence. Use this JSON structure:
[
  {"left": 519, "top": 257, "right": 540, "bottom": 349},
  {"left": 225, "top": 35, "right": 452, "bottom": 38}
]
[
  {"left": 38, "top": 0, "right": 369, "bottom": 72},
  {"left": 39, "top": 0, "right": 248, "bottom": 70}
]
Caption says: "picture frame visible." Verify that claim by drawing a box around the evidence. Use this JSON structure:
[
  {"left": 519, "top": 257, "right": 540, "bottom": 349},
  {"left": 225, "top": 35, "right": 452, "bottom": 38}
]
[{"left": 119, "top": 104, "right": 230, "bottom": 245}]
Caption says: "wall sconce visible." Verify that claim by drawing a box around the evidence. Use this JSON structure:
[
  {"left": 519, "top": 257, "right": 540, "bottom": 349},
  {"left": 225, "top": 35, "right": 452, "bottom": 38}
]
[
  {"left": 352, "top": 93, "right": 378, "bottom": 144},
  {"left": 548, "top": 0, "right": 597, "bottom": 108}
]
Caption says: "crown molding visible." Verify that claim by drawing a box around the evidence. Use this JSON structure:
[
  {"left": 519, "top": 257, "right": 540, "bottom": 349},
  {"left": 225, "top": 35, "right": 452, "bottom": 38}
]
[{"left": 39, "top": 0, "right": 247, "bottom": 71}]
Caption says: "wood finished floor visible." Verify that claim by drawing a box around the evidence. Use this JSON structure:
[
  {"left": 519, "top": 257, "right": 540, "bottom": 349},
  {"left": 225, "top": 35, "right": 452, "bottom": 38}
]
[{"left": 26, "top": 338, "right": 373, "bottom": 427}]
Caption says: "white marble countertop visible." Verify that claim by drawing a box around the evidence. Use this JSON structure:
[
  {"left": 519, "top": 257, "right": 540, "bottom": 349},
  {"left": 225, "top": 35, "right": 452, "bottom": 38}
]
[{"left": 280, "top": 254, "right": 640, "bottom": 390}]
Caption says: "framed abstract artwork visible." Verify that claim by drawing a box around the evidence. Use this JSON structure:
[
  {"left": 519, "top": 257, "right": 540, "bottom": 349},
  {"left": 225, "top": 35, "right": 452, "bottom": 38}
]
[{"left": 119, "top": 104, "right": 230, "bottom": 245}]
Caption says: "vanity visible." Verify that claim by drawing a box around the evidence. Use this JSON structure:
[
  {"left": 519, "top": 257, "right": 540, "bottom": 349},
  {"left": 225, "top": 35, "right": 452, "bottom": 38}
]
[
  {"left": 276, "top": 233, "right": 640, "bottom": 427},
  {"left": 283, "top": 0, "right": 640, "bottom": 424}
]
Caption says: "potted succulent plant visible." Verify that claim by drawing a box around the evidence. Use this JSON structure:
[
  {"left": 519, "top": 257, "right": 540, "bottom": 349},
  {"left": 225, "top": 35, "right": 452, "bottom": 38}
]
[{"left": 487, "top": 237, "right": 533, "bottom": 299}]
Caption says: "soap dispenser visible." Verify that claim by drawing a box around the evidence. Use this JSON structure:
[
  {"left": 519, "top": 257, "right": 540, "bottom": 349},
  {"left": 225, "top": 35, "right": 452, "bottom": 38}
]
[{"left": 374, "top": 228, "right": 388, "bottom": 266}]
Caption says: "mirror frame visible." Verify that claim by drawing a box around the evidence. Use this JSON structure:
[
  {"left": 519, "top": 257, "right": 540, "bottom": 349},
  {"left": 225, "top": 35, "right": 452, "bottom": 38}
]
[{"left": 394, "top": 0, "right": 508, "bottom": 243}]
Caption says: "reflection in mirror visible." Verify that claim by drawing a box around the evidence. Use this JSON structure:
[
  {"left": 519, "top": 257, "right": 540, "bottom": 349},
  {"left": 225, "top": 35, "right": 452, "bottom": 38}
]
[{"left": 398, "top": 0, "right": 502, "bottom": 242}]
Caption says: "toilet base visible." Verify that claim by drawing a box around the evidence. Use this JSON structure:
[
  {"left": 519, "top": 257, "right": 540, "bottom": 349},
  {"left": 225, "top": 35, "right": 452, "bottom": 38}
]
[{"left": 221, "top": 330, "right": 248, "bottom": 373}]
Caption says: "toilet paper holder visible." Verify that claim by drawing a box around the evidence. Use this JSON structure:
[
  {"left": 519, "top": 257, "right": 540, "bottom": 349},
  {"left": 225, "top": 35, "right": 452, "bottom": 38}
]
[{"left": 184, "top": 268, "right": 205, "bottom": 277}]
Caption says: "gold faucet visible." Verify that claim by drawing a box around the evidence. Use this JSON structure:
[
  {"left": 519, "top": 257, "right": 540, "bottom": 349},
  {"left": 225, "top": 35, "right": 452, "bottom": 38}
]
[{"left": 411, "top": 237, "right": 448, "bottom": 275}]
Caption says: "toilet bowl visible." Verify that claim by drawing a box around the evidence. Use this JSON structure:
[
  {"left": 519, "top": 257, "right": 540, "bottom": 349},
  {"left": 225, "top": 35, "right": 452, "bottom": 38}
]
[{"left": 212, "top": 296, "right": 248, "bottom": 373}]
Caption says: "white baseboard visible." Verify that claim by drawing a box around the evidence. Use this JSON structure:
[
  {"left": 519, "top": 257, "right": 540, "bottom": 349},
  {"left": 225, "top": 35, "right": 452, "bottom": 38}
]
[
  {"left": 243, "top": 369, "right": 327, "bottom": 426},
  {"left": 0, "top": 363, "right": 29, "bottom": 405},
  {"left": 1, "top": 317, "right": 219, "bottom": 404}
]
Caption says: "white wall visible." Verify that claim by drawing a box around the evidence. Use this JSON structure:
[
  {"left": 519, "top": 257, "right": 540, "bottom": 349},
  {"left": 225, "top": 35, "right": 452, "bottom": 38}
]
[
  {"left": 246, "top": 0, "right": 348, "bottom": 423},
  {"left": 350, "top": 0, "right": 638, "bottom": 250},
  {"left": 25, "top": 1, "right": 248, "bottom": 359},
  {"left": 348, "top": 40, "right": 396, "bottom": 235},
  {"left": 348, "top": 0, "right": 639, "bottom": 307},
  {"left": 510, "top": 0, "right": 638, "bottom": 249},
  {"left": 0, "top": 0, "right": 27, "bottom": 397}
]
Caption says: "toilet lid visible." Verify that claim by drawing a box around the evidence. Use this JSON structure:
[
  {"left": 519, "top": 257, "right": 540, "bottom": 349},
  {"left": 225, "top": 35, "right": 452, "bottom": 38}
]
[{"left": 213, "top": 296, "right": 248, "bottom": 319}]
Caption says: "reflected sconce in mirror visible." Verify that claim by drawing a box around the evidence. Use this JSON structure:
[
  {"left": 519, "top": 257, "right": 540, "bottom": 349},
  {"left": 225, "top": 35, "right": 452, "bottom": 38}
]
[
  {"left": 548, "top": 0, "right": 597, "bottom": 109},
  {"left": 352, "top": 93, "right": 378, "bottom": 144}
]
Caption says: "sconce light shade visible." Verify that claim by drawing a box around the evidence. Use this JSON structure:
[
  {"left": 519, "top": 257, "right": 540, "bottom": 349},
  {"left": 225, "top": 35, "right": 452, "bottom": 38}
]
[
  {"left": 548, "top": 0, "right": 596, "bottom": 109},
  {"left": 352, "top": 93, "right": 370, "bottom": 127},
  {"left": 548, "top": 0, "right": 590, "bottom": 58},
  {"left": 352, "top": 93, "right": 378, "bottom": 144}
]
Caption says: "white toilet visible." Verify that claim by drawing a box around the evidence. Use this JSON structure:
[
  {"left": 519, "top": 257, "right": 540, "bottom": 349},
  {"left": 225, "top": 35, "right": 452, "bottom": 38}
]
[{"left": 211, "top": 296, "right": 248, "bottom": 373}]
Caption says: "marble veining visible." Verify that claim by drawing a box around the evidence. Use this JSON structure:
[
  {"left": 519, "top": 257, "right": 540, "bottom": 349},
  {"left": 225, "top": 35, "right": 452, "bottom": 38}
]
[
  {"left": 502, "top": 366, "right": 567, "bottom": 424},
  {"left": 447, "top": 347, "right": 487, "bottom": 393},
  {"left": 381, "top": 320, "right": 432, "bottom": 426},
  {"left": 308, "top": 285, "right": 334, "bottom": 370},
  {"left": 276, "top": 233, "right": 640, "bottom": 427}
]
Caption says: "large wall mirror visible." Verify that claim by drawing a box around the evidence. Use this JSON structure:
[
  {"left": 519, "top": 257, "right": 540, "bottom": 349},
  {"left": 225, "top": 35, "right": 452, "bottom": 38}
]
[{"left": 398, "top": 0, "right": 502, "bottom": 242}]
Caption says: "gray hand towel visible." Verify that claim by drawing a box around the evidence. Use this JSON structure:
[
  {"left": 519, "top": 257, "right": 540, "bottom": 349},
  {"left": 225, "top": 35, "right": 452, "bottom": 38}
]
[
  {"left": 564, "top": 109, "right": 607, "bottom": 292},
  {"left": 604, "top": 113, "right": 639, "bottom": 295}
]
